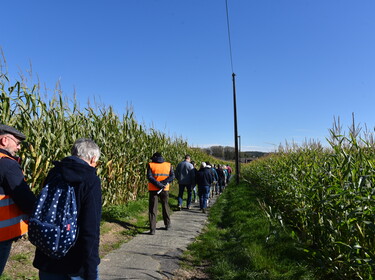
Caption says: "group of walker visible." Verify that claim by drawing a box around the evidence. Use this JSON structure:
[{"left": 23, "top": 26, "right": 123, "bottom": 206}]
[
  {"left": 175, "top": 154, "right": 231, "bottom": 212},
  {"left": 0, "top": 123, "right": 231, "bottom": 279},
  {"left": 147, "top": 153, "right": 232, "bottom": 237}
]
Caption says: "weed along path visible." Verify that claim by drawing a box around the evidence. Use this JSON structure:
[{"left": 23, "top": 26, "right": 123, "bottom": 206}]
[{"left": 99, "top": 197, "right": 216, "bottom": 280}]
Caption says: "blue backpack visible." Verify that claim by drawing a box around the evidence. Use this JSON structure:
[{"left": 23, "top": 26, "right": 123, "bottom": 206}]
[{"left": 28, "top": 174, "right": 78, "bottom": 259}]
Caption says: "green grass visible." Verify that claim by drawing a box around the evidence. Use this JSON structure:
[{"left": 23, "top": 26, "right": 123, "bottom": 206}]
[
  {"left": 0, "top": 273, "right": 37, "bottom": 280},
  {"left": 183, "top": 181, "right": 315, "bottom": 280},
  {"left": 9, "top": 253, "right": 29, "bottom": 263}
]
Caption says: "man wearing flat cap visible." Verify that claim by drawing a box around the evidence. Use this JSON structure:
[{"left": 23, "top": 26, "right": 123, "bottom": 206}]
[
  {"left": 146, "top": 152, "right": 175, "bottom": 235},
  {"left": 0, "top": 124, "right": 36, "bottom": 276}
]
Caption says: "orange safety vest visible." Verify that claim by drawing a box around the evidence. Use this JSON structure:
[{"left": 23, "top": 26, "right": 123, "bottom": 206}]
[
  {"left": 148, "top": 161, "right": 172, "bottom": 191},
  {"left": 0, "top": 152, "right": 29, "bottom": 242}
]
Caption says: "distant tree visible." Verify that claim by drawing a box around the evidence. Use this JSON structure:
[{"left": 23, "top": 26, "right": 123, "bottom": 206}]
[
  {"left": 202, "top": 147, "right": 212, "bottom": 155},
  {"left": 211, "top": 146, "right": 224, "bottom": 158},
  {"left": 224, "top": 146, "right": 235, "bottom": 160},
  {"left": 200, "top": 146, "right": 269, "bottom": 160}
]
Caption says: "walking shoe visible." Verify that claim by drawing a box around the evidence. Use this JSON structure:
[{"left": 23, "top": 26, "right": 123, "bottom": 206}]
[
  {"left": 165, "top": 224, "right": 171, "bottom": 230},
  {"left": 202, "top": 209, "right": 206, "bottom": 213},
  {"left": 150, "top": 230, "right": 155, "bottom": 235},
  {"left": 178, "top": 205, "right": 182, "bottom": 211}
]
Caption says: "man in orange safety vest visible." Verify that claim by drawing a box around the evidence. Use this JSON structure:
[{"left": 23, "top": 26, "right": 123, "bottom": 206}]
[
  {"left": 147, "top": 152, "right": 175, "bottom": 235},
  {"left": 0, "top": 124, "right": 36, "bottom": 276}
]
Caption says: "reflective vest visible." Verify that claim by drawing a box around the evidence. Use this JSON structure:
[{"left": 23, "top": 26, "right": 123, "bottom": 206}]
[
  {"left": 148, "top": 162, "right": 171, "bottom": 191},
  {"left": 0, "top": 152, "right": 29, "bottom": 242}
]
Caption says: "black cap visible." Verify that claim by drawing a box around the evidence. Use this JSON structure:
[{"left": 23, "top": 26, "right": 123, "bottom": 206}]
[
  {"left": 0, "top": 124, "right": 26, "bottom": 140},
  {"left": 150, "top": 152, "right": 162, "bottom": 159}
]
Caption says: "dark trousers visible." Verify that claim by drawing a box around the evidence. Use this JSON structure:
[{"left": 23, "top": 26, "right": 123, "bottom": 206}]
[
  {"left": 149, "top": 190, "right": 170, "bottom": 231},
  {"left": 0, "top": 239, "right": 13, "bottom": 275},
  {"left": 177, "top": 184, "right": 194, "bottom": 207},
  {"left": 198, "top": 185, "right": 210, "bottom": 209}
]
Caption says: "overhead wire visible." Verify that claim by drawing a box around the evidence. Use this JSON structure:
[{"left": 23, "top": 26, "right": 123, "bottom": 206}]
[{"left": 225, "top": 0, "right": 235, "bottom": 74}]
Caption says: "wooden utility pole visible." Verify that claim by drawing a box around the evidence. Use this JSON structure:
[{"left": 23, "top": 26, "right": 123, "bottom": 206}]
[{"left": 232, "top": 73, "right": 240, "bottom": 184}]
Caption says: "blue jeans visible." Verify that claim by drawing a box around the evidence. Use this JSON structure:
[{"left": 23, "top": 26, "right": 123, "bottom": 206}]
[
  {"left": 198, "top": 185, "right": 210, "bottom": 209},
  {"left": 0, "top": 239, "right": 13, "bottom": 275},
  {"left": 177, "top": 184, "right": 193, "bottom": 207}
]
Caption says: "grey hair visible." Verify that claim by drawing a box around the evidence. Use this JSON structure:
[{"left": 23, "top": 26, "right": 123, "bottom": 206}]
[{"left": 71, "top": 138, "right": 100, "bottom": 162}]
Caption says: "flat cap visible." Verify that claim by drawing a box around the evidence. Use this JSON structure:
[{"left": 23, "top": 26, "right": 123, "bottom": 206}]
[{"left": 0, "top": 124, "right": 26, "bottom": 140}]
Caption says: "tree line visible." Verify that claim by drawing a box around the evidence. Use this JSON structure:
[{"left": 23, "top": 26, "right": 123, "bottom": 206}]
[{"left": 200, "top": 145, "right": 269, "bottom": 161}]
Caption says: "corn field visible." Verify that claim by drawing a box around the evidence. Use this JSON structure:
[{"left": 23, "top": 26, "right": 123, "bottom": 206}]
[
  {"left": 0, "top": 73, "right": 210, "bottom": 206},
  {"left": 242, "top": 123, "right": 375, "bottom": 279}
]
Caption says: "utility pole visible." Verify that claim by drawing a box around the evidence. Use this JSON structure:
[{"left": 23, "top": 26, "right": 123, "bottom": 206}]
[
  {"left": 225, "top": 0, "right": 239, "bottom": 184},
  {"left": 232, "top": 73, "right": 239, "bottom": 184}
]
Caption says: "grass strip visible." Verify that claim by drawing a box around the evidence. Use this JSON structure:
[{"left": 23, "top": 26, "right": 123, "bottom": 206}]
[{"left": 183, "top": 181, "right": 316, "bottom": 280}]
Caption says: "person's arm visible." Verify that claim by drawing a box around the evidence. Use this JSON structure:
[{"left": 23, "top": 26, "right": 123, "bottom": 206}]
[
  {"left": 208, "top": 170, "right": 214, "bottom": 185},
  {"left": 160, "top": 166, "right": 175, "bottom": 186},
  {"left": 3, "top": 160, "right": 36, "bottom": 214},
  {"left": 146, "top": 164, "right": 165, "bottom": 189},
  {"left": 80, "top": 177, "right": 102, "bottom": 280}
]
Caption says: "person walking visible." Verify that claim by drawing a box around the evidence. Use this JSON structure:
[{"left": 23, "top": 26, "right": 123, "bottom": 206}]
[
  {"left": 206, "top": 161, "right": 218, "bottom": 199},
  {"left": 33, "top": 138, "right": 102, "bottom": 280},
  {"left": 223, "top": 165, "right": 229, "bottom": 190},
  {"left": 196, "top": 162, "right": 213, "bottom": 213},
  {"left": 190, "top": 161, "right": 198, "bottom": 203},
  {"left": 0, "top": 125, "right": 36, "bottom": 276},
  {"left": 217, "top": 164, "right": 226, "bottom": 194},
  {"left": 175, "top": 154, "right": 195, "bottom": 210},
  {"left": 226, "top": 164, "right": 232, "bottom": 181},
  {"left": 147, "top": 152, "right": 175, "bottom": 235}
]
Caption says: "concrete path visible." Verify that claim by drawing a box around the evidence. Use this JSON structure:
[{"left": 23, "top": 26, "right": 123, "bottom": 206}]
[{"left": 99, "top": 196, "right": 216, "bottom": 280}]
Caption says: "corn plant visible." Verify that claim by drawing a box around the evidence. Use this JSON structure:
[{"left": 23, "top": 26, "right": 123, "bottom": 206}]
[
  {"left": 0, "top": 72, "right": 217, "bottom": 206},
  {"left": 242, "top": 125, "right": 375, "bottom": 279}
]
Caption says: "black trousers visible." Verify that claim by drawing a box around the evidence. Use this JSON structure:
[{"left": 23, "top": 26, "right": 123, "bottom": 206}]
[{"left": 148, "top": 190, "right": 170, "bottom": 231}]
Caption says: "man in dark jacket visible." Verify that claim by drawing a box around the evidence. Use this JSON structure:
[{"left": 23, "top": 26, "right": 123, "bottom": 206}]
[
  {"left": 175, "top": 154, "right": 195, "bottom": 210},
  {"left": 196, "top": 162, "right": 213, "bottom": 213},
  {"left": 33, "top": 138, "right": 101, "bottom": 280},
  {"left": 147, "top": 152, "right": 175, "bottom": 235},
  {"left": 0, "top": 125, "right": 36, "bottom": 276}
]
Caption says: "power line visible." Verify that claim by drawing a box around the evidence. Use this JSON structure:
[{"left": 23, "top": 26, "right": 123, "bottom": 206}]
[{"left": 225, "top": 0, "right": 235, "bottom": 74}]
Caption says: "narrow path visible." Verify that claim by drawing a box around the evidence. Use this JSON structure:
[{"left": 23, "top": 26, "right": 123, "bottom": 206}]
[{"left": 99, "top": 196, "right": 216, "bottom": 280}]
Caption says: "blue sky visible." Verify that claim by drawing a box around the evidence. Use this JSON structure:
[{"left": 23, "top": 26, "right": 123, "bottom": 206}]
[{"left": 2, "top": 1, "right": 374, "bottom": 152}]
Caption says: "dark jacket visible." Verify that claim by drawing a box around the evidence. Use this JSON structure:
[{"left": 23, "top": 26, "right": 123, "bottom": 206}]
[
  {"left": 0, "top": 148, "right": 36, "bottom": 215},
  {"left": 196, "top": 167, "right": 214, "bottom": 187},
  {"left": 211, "top": 167, "right": 218, "bottom": 182},
  {"left": 33, "top": 156, "right": 102, "bottom": 280},
  {"left": 191, "top": 168, "right": 198, "bottom": 186},
  {"left": 217, "top": 168, "right": 226, "bottom": 186},
  {"left": 175, "top": 160, "right": 194, "bottom": 185},
  {"left": 147, "top": 155, "right": 175, "bottom": 189}
]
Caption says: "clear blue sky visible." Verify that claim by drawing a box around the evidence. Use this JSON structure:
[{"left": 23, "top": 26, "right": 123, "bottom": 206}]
[{"left": 2, "top": 1, "right": 374, "bottom": 152}]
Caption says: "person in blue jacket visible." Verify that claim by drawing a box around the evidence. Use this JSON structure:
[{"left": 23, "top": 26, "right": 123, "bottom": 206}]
[
  {"left": 33, "top": 138, "right": 101, "bottom": 280},
  {"left": 196, "top": 162, "right": 213, "bottom": 213},
  {"left": 175, "top": 154, "right": 195, "bottom": 210}
]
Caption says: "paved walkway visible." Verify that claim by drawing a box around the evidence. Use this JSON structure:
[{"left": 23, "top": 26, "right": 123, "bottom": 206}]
[{"left": 99, "top": 196, "right": 217, "bottom": 280}]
